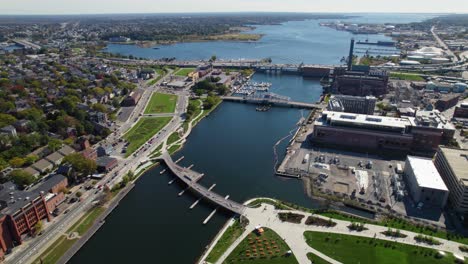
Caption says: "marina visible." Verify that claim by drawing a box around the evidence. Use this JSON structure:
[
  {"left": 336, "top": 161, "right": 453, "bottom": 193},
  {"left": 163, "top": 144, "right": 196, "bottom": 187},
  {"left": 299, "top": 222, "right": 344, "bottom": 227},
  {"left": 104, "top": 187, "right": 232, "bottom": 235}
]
[{"left": 233, "top": 81, "right": 272, "bottom": 96}]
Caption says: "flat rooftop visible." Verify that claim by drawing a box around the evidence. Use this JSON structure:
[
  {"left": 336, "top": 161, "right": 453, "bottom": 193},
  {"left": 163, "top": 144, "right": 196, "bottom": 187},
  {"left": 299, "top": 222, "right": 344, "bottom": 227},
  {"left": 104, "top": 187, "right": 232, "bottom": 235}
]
[
  {"left": 319, "top": 111, "right": 412, "bottom": 129},
  {"left": 438, "top": 147, "right": 468, "bottom": 182},
  {"left": 407, "top": 156, "right": 448, "bottom": 191}
]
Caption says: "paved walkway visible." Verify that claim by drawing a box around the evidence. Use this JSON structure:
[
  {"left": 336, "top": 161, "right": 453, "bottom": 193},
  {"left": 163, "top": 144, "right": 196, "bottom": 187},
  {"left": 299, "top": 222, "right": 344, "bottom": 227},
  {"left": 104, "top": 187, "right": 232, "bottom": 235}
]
[{"left": 214, "top": 203, "right": 468, "bottom": 264}]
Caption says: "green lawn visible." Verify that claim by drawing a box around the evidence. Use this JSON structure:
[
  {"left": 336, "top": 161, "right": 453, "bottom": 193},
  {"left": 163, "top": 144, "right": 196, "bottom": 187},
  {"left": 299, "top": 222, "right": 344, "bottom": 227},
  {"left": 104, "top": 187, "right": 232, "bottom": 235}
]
[
  {"left": 67, "top": 206, "right": 105, "bottom": 235},
  {"left": 224, "top": 228, "right": 298, "bottom": 264},
  {"left": 174, "top": 67, "right": 196, "bottom": 77},
  {"left": 249, "top": 198, "right": 468, "bottom": 245},
  {"left": 144, "top": 92, "right": 177, "bottom": 114},
  {"left": 33, "top": 235, "right": 77, "bottom": 264},
  {"left": 168, "top": 144, "right": 181, "bottom": 155},
  {"left": 304, "top": 231, "right": 464, "bottom": 264},
  {"left": 206, "top": 220, "right": 245, "bottom": 263},
  {"left": 307, "top": 252, "right": 331, "bottom": 264},
  {"left": 390, "top": 72, "right": 425, "bottom": 81},
  {"left": 167, "top": 132, "right": 180, "bottom": 145},
  {"left": 124, "top": 117, "right": 172, "bottom": 156}
]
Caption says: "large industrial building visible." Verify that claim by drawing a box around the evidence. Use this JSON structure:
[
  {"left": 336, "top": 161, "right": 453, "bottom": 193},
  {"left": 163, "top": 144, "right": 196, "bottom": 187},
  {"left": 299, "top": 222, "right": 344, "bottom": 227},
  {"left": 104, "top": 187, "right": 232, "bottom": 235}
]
[
  {"left": 403, "top": 156, "right": 449, "bottom": 208},
  {"left": 434, "top": 147, "right": 468, "bottom": 213},
  {"left": 310, "top": 110, "right": 455, "bottom": 154},
  {"left": 330, "top": 67, "right": 389, "bottom": 97},
  {"left": 0, "top": 174, "right": 68, "bottom": 258},
  {"left": 327, "top": 95, "right": 376, "bottom": 115}
]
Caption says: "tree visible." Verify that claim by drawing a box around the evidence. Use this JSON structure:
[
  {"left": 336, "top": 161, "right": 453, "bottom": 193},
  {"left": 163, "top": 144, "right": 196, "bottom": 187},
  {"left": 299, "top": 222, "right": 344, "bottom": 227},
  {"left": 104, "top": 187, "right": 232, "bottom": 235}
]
[
  {"left": 210, "top": 55, "right": 217, "bottom": 62},
  {"left": 0, "top": 113, "right": 16, "bottom": 128},
  {"left": 9, "top": 157, "right": 26, "bottom": 168},
  {"left": 48, "top": 138, "right": 63, "bottom": 152},
  {"left": 25, "top": 155, "right": 39, "bottom": 166},
  {"left": 33, "top": 220, "right": 43, "bottom": 237},
  {"left": 203, "top": 96, "right": 218, "bottom": 109},
  {"left": 10, "top": 169, "right": 35, "bottom": 187},
  {"left": 76, "top": 191, "right": 83, "bottom": 198},
  {"left": 63, "top": 153, "right": 97, "bottom": 180}
]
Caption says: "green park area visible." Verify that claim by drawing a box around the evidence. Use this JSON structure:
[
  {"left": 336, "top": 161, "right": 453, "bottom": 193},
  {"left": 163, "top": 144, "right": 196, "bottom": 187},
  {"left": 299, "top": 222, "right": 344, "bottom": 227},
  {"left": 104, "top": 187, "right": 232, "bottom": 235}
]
[
  {"left": 205, "top": 220, "right": 245, "bottom": 263},
  {"left": 247, "top": 198, "right": 468, "bottom": 245},
  {"left": 390, "top": 72, "right": 425, "bottom": 81},
  {"left": 174, "top": 67, "right": 196, "bottom": 77},
  {"left": 123, "top": 117, "right": 172, "bottom": 156},
  {"left": 67, "top": 206, "right": 105, "bottom": 235},
  {"left": 224, "top": 228, "right": 298, "bottom": 264},
  {"left": 144, "top": 92, "right": 177, "bottom": 114},
  {"left": 304, "top": 231, "right": 464, "bottom": 264},
  {"left": 33, "top": 206, "right": 106, "bottom": 264},
  {"left": 33, "top": 235, "right": 77, "bottom": 264}
]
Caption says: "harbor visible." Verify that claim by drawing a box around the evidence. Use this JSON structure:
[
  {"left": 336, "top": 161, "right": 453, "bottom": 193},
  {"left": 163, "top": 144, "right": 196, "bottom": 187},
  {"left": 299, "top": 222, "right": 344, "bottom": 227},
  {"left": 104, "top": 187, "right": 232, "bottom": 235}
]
[{"left": 232, "top": 81, "right": 272, "bottom": 96}]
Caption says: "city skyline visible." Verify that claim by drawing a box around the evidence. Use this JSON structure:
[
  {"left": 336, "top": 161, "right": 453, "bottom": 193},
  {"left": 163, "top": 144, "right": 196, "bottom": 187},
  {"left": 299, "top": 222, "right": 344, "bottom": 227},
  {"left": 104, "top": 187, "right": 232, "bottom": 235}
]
[{"left": 2, "top": 0, "right": 468, "bottom": 15}]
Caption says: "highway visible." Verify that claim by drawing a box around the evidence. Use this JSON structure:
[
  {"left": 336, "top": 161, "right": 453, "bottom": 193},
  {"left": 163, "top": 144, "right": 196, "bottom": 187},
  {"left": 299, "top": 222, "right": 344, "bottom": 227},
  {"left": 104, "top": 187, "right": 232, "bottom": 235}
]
[{"left": 431, "top": 26, "right": 458, "bottom": 63}]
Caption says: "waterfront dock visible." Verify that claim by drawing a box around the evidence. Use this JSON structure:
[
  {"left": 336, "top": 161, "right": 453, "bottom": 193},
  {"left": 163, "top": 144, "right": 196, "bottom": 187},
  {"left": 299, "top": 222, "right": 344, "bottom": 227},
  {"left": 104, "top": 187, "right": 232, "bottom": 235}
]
[{"left": 161, "top": 152, "right": 245, "bottom": 215}]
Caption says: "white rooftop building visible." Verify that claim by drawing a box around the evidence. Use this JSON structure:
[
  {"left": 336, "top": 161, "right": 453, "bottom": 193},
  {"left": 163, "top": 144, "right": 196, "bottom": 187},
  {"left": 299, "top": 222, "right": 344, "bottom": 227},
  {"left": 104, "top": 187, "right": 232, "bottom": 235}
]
[{"left": 404, "top": 156, "right": 449, "bottom": 208}]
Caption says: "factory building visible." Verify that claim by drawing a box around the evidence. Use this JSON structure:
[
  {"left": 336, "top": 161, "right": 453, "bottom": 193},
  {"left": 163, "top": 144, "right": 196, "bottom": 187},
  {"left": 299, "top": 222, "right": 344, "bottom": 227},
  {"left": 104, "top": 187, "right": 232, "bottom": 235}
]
[
  {"left": 327, "top": 95, "right": 376, "bottom": 115},
  {"left": 310, "top": 110, "right": 455, "bottom": 154},
  {"left": 454, "top": 102, "right": 468, "bottom": 119},
  {"left": 403, "top": 156, "right": 448, "bottom": 208},
  {"left": 434, "top": 147, "right": 468, "bottom": 213},
  {"left": 330, "top": 67, "right": 389, "bottom": 97}
]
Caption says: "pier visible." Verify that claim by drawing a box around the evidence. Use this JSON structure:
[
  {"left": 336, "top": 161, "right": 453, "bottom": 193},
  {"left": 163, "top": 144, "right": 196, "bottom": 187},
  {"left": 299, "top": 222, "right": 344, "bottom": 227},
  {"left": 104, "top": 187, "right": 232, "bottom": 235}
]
[{"left": 161, "top": 152, "right": 245, "bottom": 215}]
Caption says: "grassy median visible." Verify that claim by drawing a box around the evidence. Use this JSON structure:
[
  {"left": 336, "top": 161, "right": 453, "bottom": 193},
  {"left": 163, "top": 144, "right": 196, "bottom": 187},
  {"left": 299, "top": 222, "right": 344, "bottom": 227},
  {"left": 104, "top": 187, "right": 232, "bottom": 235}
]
[
  {"left": 33, "top": 235, "right": 77, "bottom": 264},
  {"left": 124, "top": 117, "right": 172, "bottom": 156},
  {"left": 304, "top": 231, "right": 461, "bottom": 264},
  {"left": 144, "top": 92, "right": 177, "bottom": 114}
]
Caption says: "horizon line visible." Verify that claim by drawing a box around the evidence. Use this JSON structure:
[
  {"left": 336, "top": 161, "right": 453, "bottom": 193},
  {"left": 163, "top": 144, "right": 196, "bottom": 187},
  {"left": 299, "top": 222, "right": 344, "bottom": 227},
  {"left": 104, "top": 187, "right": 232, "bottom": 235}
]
[{"left": 0, "top": 11, "right": 464, "bottom": 16}]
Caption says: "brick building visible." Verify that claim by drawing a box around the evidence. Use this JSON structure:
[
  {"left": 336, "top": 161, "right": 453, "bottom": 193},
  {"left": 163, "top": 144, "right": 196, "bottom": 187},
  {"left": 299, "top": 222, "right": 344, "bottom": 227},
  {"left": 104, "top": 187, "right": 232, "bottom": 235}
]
[
  {"left": 0, "top": 175, "right": 68, "bottom": 259},
  {"left": 330, "top": 67, "right": 389, "bottom": 97}
]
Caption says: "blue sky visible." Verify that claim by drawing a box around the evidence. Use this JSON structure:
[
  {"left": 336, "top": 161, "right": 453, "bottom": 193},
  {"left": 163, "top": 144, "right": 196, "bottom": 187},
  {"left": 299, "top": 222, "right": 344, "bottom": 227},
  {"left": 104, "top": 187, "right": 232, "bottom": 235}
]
[{"left": 2, "top": 0, "right": 467, "bottom": 14}]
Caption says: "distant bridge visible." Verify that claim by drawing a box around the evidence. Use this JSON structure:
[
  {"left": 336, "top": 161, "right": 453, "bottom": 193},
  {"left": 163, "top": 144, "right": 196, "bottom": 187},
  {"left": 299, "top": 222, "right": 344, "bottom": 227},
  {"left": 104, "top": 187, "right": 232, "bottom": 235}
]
[
  {"left": 160, "top": 152, "right": 245, "bottom": 215},
  {"left": 222, "top": 95, "right": 323, "bottom": 110},
  {"left": 11, "top": 39, "right": 41, "bottom": 50}
]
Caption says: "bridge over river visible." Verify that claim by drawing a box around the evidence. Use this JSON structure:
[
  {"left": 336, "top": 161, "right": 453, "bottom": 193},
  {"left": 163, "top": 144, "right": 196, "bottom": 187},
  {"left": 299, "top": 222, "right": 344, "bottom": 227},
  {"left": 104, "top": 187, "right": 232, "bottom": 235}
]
[
  {"left": 222, "top": 95, "right": 324, "bottom": 110},
  {"left": 160, "top": 152, "right": 246, "bottom": 215}
]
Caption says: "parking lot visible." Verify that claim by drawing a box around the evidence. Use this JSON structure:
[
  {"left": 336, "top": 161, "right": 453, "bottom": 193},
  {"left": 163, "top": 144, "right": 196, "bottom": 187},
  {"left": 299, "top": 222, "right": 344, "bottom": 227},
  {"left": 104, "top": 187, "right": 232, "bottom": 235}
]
[{"left": 282, "top": 146, "right": 406, "bottom": 208}]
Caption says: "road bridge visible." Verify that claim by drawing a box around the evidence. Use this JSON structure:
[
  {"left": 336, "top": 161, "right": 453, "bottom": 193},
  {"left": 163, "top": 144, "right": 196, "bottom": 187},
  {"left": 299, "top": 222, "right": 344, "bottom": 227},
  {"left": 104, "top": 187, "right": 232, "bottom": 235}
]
[
  {"left": 11, "top": 39, "right": 41, "bottom": 50},
  {"left": 222, "top": 96, "right": 323, "bottom": 110},
  {"left": 160, "top": 152, "right": 245, "bottom": 215}
]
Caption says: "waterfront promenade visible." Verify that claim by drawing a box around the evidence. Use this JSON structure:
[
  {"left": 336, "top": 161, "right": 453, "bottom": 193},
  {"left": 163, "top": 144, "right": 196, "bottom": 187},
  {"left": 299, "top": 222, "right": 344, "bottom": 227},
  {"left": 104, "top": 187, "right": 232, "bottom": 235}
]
[
  {"left": 210, "top": 202, "right": 468, "bottom": 264},
  {"left": 160, "top": 152, "right": 246, "bottom": 215}
]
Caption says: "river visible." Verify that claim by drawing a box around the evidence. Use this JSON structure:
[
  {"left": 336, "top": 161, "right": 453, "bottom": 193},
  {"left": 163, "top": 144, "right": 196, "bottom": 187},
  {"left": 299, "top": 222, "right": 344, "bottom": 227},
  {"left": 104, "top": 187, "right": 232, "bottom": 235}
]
[{"left": 71, "top": 14, "right": 433, "bottom": 263}]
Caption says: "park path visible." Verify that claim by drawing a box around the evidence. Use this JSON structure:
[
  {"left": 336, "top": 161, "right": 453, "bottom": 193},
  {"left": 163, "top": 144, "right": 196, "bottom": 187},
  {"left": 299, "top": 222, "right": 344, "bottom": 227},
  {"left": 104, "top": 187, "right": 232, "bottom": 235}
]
[{"left": 213, "top": 203, "right": 468, "bottom": 264}]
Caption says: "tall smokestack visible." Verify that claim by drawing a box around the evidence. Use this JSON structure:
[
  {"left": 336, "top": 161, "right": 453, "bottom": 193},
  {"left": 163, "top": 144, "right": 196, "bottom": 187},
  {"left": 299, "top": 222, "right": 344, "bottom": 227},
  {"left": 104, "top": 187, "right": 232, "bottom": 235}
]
[{"left": 348, "top": 38, "right": 354, "bottom": 71}]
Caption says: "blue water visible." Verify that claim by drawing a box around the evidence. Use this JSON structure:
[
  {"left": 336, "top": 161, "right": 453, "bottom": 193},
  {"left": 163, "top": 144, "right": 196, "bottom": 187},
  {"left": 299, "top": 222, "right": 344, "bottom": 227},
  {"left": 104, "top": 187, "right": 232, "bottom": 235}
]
[
  {"left": 104, "top": 13, "right": 428, "bottom": 64},
  {"left": 72, "top": 14, "right": 430, "bottom": 264}
]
